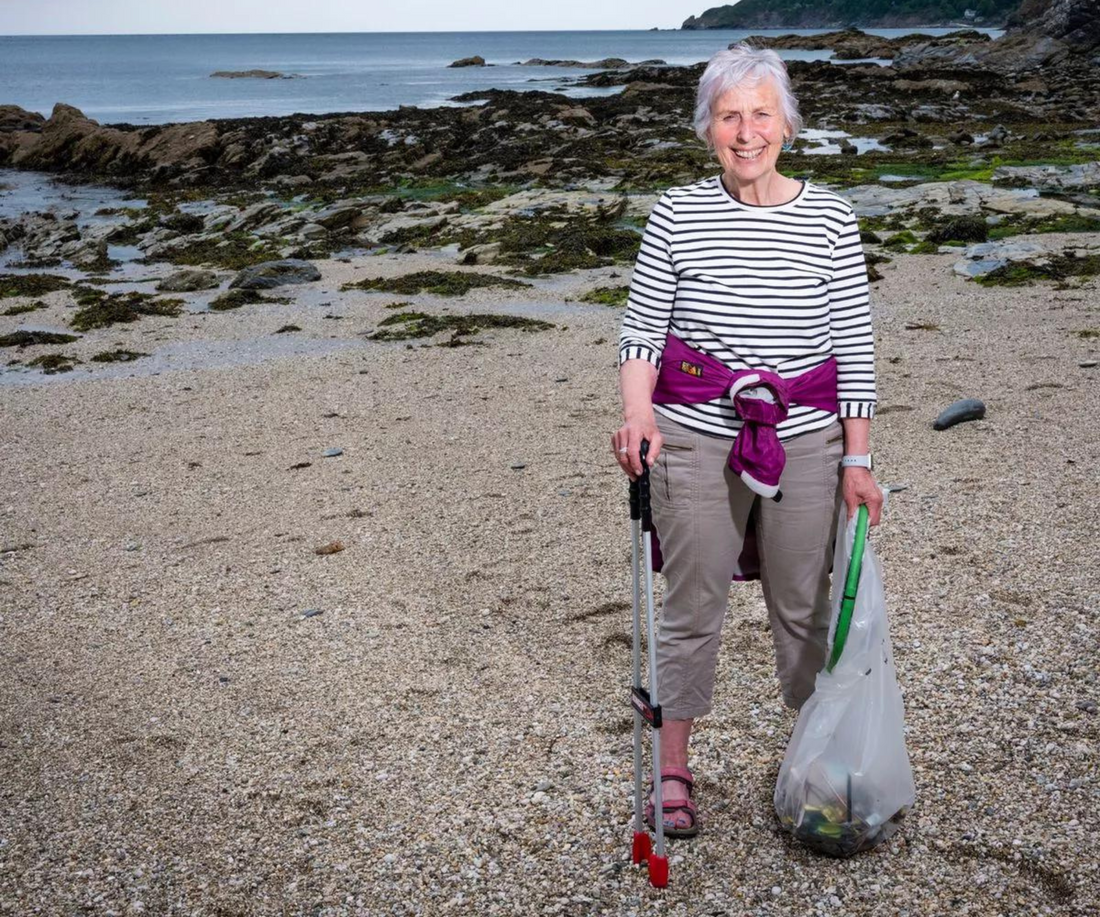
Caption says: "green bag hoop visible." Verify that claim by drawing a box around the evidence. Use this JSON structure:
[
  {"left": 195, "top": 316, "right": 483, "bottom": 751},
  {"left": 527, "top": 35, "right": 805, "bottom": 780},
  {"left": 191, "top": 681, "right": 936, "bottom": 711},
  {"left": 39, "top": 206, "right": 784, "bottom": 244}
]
[{"left": 826, "top": 504, "right": 869, "bottom": 673}]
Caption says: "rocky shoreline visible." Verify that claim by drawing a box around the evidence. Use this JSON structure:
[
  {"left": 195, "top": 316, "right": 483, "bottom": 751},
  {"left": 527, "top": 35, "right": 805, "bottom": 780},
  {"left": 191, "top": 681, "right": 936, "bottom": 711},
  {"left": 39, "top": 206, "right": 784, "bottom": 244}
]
[{"left": 1, "top": 22, "right": 1097, "bottom": 342}]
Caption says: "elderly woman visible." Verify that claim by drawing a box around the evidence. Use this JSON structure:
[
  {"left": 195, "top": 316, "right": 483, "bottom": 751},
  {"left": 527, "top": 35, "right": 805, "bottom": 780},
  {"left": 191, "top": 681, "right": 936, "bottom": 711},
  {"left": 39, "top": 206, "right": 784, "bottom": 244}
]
[{"left": 611, "top": 43, "right": 882, "bottom": 838}]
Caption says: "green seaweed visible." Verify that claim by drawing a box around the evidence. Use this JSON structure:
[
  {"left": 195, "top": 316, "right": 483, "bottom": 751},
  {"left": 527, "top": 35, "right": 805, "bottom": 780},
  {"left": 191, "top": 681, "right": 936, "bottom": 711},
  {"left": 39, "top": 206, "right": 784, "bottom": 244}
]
[
  {"left": 883, "top": 230, "right": 918, "bottom": 252},
  {"left": 987, "top": 213, "right": 1100, "bottom": 241},
  {"left": 579, "top": 285, "right": 630, "bottom": 306},
  {"left": 377, "top": 223, "right": 443, "bottom": 246},
  {"left": 71, "top": 290, "right": 184, "bottom": 331},
  {"left": 26, "top": 353, "right": 79, "bottom": 374},
  {"left": 343, "top": 270, "right": 530, "bottom": 296},
  {"left": 926, "top": 216, "right": 988, "bottom": 245},
  {"left": 975, "top": 253, "right": 1100, "bottom": 287},
  {"left": 367, "top": 310, "right": 554, "bottom": 342},
  {"left": 1, "top": 300, "right": 47, "bottom": 316},
  {"left": 208, "top": 289, "right": 290, "bottom": 311},
  {"left": 90, "top": 349, "right": 148, "bottom": 363},
  {"left": 0, "top": 330, "right": 80, "bottom": 348},
  {"left": 0, "top": 274, "right": 71, "bottom": 299},
  {"left": 156, "top": 232, "right": 283, "bottom": 270},
  {"left": 493, "top": 209, "right": 641, "bottom": 275}
]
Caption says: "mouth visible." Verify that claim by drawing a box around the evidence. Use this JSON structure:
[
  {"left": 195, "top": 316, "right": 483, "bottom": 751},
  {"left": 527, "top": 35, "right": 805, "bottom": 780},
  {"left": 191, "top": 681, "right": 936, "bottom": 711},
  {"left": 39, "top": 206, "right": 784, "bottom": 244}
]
[{"left": 732, "top": 147, "right": 765, "bottom": 160}]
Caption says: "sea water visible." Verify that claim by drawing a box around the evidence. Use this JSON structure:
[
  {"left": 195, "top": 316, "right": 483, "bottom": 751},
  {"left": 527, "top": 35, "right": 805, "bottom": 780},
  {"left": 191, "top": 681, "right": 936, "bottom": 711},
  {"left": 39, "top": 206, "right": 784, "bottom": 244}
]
[{"left": 0, "top": 29, "right": 1000, "bottom": 125}]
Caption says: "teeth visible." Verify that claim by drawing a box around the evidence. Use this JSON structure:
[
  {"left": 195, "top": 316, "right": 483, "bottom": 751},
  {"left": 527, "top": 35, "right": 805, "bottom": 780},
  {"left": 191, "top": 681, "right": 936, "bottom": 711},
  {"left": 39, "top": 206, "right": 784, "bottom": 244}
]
[{"left": 733, "top": 148, "right": 763, "bottom": 159}]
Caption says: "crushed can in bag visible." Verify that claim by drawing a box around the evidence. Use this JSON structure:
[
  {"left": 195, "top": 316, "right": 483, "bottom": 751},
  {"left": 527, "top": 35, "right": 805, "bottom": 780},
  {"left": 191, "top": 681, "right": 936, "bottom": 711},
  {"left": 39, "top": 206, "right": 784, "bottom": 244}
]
[{"left": 774, "top": 504, "right": 916, "bottom": 857}]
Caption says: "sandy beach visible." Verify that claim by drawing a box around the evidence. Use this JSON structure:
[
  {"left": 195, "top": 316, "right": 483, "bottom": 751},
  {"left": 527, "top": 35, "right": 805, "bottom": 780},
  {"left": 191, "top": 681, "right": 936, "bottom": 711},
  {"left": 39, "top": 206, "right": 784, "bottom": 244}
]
[{"left": 2, "top": 236, "right": 1098, "bottom": 914}]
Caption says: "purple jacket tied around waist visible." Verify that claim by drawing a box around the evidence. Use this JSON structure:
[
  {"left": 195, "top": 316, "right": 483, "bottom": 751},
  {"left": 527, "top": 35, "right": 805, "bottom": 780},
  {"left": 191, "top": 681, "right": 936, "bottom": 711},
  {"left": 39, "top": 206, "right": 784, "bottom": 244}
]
[
  {"left": 652, "top": 333, "right": 839, "bottom": 500},
  {"left": 646, "top": 334, "right": 840, "bottom": 582}
]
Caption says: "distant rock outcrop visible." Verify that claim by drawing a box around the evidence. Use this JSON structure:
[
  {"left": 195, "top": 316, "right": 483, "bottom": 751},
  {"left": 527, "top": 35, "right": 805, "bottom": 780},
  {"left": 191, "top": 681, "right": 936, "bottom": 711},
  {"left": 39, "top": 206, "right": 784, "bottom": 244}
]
[
  {"left": 1007, "top": 0, "right": 1100, "bottom": 50},
  {"left": 449, "top": 56, "right": 487, "bottom": 68},
  {"left": 682, "top": 0, "right": 1019, "bottom": 29},
  {"left": 746, "top": 28, "right": 990, "bottom": 60},
  {"left": 514, "top": 57, "right": 666, "bottom": 69},
  {"left": 893, "top": 0, "right": 1100, "bottom": 73},
  {"left": 210, "top": 70, "right": 297, "bottom": 79}
]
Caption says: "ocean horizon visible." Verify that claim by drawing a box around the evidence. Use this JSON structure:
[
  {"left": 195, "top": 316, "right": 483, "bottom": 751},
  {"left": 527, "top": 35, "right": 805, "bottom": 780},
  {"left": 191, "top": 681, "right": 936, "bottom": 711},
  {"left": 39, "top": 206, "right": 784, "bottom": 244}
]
[{"left": 0, "top": 28, "right": 1001, "bottom": 126}]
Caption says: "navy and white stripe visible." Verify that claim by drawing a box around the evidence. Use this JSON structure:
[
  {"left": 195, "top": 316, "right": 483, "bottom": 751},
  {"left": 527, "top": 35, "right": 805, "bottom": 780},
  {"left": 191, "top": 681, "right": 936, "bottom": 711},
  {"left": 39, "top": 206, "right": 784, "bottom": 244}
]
[{"left": 619, "top": 175, "right": 876, "bottom": 441}]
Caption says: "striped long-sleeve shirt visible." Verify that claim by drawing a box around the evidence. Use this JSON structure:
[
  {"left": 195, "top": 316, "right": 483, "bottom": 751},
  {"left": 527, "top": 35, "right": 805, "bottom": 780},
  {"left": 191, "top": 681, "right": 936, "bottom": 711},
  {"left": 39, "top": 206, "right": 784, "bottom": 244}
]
[{"left": 619, "top": 175, "right": 876, "bottom": 441}]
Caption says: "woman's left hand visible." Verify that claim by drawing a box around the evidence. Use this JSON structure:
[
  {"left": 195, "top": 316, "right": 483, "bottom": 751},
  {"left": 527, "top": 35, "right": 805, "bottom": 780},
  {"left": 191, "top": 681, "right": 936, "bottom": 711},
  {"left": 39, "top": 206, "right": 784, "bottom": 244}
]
[{"left": 842, "top": 467, "right": 883, "bottom": 526}]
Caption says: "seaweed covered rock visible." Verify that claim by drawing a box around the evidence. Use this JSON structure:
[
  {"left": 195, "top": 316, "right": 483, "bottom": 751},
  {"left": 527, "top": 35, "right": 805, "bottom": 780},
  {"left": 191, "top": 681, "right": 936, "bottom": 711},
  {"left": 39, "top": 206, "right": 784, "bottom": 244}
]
[{"left": 229, "top": 259, "right": 321, "bottom": 290}]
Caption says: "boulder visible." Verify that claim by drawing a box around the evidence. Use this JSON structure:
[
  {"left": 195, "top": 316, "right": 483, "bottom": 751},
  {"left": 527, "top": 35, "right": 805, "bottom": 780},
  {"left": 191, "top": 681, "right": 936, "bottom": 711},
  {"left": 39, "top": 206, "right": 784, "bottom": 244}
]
[
  {"left": 224, "top": 202, "right": 284, "bottom": 233},
  {"left": 229, "top": 259, "right": 321, "bottom": 290},
  {"left": 0, "top": 105, "right": 46, "bottom": 134},
  {"left": 156, "top": 269, "right": 220, "bottom": 292},
  {"left": 60, "top": 237, "right": 108, "bottom": 269},
  {"left": 449, "top": 56, "right": 486, "bottom": 68},
  {"left": 313, "top": 203, "right": 368, "bottom": 230},
  {"left": 458, "top": 242, "right": 502, "bottom": 265},
  {"left": 952, "top": 239, "right": 1050, "bottom": 278}
]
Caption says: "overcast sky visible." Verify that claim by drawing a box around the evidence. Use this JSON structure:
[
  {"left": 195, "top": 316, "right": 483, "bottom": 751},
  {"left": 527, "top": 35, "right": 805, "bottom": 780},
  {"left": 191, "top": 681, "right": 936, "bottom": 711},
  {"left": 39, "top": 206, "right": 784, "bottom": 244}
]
[{"left": 0, "top": 0, "right": 717, "bottom": 34}]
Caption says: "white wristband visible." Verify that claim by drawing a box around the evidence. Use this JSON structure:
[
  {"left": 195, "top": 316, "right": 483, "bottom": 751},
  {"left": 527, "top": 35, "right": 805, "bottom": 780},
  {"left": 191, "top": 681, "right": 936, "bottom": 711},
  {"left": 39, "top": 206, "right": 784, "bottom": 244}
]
[{"left": 841, "top": 454, "right": 873, "bottom": 470}]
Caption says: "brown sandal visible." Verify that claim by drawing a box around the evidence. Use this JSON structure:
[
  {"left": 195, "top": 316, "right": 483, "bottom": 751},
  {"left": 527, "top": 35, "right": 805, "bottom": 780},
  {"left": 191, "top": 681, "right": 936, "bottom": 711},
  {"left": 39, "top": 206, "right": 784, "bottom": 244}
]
[{"left": 643, "top": 766, "right": 699, "bottom": 838}]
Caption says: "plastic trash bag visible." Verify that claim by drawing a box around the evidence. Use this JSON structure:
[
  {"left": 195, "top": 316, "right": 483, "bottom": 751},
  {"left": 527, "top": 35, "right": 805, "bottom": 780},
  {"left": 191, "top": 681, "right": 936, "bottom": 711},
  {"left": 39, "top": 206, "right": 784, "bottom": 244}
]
[{"left": 774, "top": 506, "right": 916, "bottom": 857}]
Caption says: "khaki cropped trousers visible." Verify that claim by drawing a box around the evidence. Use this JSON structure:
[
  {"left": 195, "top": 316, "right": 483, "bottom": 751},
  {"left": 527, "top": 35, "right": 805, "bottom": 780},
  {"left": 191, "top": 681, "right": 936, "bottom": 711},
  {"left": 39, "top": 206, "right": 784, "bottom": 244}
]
[{"left": 650, "top": 411, "right": 845, "bottom": 717}]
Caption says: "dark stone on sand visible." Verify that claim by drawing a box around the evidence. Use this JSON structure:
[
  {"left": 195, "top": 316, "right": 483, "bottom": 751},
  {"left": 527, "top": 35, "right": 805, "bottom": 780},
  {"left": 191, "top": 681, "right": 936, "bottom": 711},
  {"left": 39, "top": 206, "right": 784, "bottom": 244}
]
[
  {"left": 229, "top": 259, "right": 320, "bottom": 290},
  {"left": 933, "top": 399, "right": 987, "bottom": 430}
]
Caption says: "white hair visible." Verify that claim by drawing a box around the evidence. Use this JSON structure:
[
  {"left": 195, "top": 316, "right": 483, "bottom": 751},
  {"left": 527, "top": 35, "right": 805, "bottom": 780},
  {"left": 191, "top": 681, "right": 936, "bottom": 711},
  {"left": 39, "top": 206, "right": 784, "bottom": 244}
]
[{"left": 693, "top": 43, "right": 803, "bottom": 152}]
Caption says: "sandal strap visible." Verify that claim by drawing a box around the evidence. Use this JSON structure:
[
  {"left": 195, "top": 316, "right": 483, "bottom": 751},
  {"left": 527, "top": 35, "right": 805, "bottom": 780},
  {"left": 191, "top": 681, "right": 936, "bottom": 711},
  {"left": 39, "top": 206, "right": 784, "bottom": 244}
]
[
  {"left": 645, "top": 797, "right": 698, "bottom": 829},
  {"left": 648, "top": 767, "right": 694, "bottom": 796},
  {"left": 658, "top": 766, "right": 694, "bottom": 784}
]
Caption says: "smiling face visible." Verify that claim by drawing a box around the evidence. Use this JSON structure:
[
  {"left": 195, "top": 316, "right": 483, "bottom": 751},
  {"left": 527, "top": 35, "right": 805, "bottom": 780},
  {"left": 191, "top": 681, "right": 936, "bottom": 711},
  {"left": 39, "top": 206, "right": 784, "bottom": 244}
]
[{"left": 708, "top": 78, "right": 788, "bottom": 187}]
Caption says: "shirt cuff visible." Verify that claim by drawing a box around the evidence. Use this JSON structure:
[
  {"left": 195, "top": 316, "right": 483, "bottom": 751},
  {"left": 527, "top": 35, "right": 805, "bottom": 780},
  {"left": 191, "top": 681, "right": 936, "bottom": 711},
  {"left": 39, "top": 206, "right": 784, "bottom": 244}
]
[
  {"left": 838, "top": 400, "right": 876, "bottom": 420},
  {"left": 618, "top": 345, "right": 661, "bottom": 368}
]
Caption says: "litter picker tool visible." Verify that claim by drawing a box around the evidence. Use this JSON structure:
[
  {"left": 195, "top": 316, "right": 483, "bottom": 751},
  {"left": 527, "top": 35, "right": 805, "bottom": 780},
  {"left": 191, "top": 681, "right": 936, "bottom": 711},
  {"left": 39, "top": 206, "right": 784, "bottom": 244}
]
[{"left": 628, "top": 439, "right": 669, "bottom": 888}]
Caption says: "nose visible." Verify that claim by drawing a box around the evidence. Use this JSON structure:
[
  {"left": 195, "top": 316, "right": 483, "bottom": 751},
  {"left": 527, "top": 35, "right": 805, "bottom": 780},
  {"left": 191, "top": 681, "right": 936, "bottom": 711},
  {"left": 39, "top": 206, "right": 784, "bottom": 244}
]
[{"left": 735, "top": 120, "right": 753, "bottom": 144}]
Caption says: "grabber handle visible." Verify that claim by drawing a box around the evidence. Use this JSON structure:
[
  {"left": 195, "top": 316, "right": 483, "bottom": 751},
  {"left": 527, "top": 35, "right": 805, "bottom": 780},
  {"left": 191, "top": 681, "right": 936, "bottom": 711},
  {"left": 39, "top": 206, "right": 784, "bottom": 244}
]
[
  {"left": 826, "top": 503, "right": 869, "bottom": 673},
  {"left": 637, "top": 439, "right": 653, "bottom": 532},
  {"left": 628, "top": 439, "right": 653, "bottom": 527}
]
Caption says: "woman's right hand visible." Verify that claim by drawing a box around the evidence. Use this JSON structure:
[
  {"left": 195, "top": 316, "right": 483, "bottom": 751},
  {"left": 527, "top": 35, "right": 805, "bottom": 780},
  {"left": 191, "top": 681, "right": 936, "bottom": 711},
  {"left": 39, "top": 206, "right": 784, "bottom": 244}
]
[{"left": 611, "top": 414, "right": 663, "bottom": 480}]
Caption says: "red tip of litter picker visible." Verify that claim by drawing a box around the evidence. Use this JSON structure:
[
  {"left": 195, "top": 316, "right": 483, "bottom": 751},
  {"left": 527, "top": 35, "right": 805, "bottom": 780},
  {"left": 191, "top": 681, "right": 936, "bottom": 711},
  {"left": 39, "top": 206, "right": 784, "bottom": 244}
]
[
  {"left": 632, "top": 831, "right": 651, "bottom": 865},
  {"left": 648, "top": 854, "right": 669, "bottom": 888}
]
